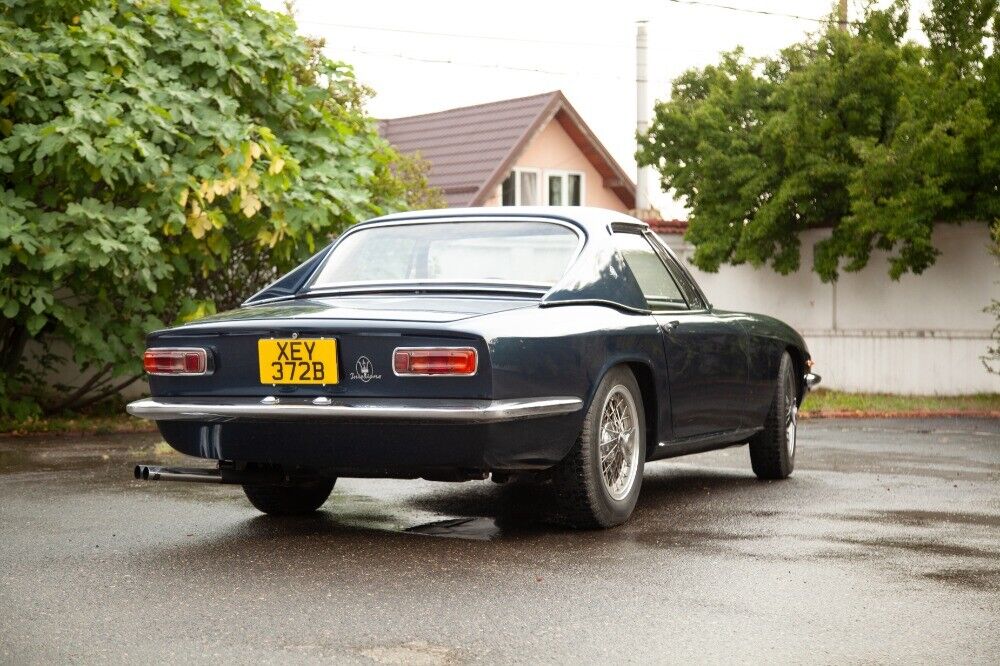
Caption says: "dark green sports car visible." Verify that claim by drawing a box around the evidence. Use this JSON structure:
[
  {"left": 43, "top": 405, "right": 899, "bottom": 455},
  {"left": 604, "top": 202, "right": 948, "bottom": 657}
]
[{"left": 128, "top": 207, "right": 820, "bottom": 528}]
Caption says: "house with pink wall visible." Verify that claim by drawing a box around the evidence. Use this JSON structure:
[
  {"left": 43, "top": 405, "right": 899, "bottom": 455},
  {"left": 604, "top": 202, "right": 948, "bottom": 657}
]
[{"left": 379, "top": 91, "right": 635, "bottom": 211}]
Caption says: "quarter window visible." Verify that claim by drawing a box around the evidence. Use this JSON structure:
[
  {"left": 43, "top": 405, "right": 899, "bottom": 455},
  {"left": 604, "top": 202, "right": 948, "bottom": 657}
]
[
  {"left": 613, "top": 232, "right": 687, "bottom": 309},
  {"left": 646, "top": 234, "right": 707, "bottom": 309}
]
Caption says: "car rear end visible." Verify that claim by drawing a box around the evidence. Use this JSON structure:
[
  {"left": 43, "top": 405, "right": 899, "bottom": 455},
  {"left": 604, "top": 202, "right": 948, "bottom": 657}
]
[
  {"left": 129, "top": 304, "right": 584, "bottom": 479},
  {"left": 128, "top": 215, "right": 592, "bottom": 479}
]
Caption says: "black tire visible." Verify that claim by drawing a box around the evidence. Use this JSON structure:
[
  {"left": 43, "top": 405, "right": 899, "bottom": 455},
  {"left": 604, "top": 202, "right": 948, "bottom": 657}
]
[
  {"left": 749, "top": 351, "right": 797, "bottom": 480},
  {"left": 550, "top": 366, "right": 646, "bottom": 529},
  {"left": 242, "top": 479, "right": 336, "bottom": 515}
]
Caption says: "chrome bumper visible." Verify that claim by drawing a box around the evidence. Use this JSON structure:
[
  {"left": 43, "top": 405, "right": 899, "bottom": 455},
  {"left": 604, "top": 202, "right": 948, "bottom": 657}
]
[
  {"left": 126, "top": 395, "right": 583, "bottom": 424},
  {"left": 804, "top": 373, "right": 822, "bottom": 390}
]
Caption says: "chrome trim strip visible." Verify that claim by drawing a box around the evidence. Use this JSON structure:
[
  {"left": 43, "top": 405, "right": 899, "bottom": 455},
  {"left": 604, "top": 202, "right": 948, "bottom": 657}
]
[
  {"left": 126, "top": 395, "right": 583, "bottom": 423},
  {"left": 804, "top": 372, "right": 822, "bottom": 390},
  {"left": 538, "top": 298, "right": 651, "bottom": 315},
  {"left": 300, "top": 284, "right": 549, "bottom": 299},
  {"left": 243, "top": 285, "right": 546, "bottom": 308},
  {"left": 309, "top": 278, "right": 554, "bottom": 291}
]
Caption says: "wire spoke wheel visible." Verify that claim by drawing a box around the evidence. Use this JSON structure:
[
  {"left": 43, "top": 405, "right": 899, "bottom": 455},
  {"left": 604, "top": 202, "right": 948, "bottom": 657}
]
[
  {"left": 597, "top": 385, "right": 640, "bottom": 501},
  {"left": 784, "top": 369, "right": 797, "bottom": 458},
  {"left": 749, "top": 351, "right": 797, "bottom": 480},
  {"left": 549, "top": 366, "right": 645, "bottom": 528}
]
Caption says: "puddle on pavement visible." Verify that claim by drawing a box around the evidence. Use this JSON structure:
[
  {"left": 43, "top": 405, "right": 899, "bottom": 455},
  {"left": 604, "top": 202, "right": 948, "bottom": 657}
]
[
  {"left": 325, "top": 489, "right": 519, "bottom": 541},
  {"left": 0, "top": 446, "right": 117, "bottom": 475},
  {"left": 835, "top": 536, "right": 997, "bottom": 560},
  {"left": 828, "top": 509, "right": 1000, "bottom": 529},
  {"left": 405, "top": 517, "right": 502, "bottom": 541},
  {"left": 923, "top": 567, "right": 1000, "bottom": 592}
]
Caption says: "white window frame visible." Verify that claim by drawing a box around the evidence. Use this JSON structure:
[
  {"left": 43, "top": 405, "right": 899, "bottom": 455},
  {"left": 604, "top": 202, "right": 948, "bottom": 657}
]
[
  {"left": 500, "top": 167, "right": 542, "bottom": 206},
  {"left": 544, "top": 170, "right": 586, "bottom": 206}
]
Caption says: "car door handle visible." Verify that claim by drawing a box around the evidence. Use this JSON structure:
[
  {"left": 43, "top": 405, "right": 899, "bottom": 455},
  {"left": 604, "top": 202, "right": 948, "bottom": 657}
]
[{"left": 660, "top": 320, "right": 680, "bottom": 334}]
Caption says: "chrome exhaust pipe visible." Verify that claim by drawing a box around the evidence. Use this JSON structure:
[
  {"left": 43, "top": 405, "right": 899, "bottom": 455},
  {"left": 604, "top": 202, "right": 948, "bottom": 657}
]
[
  {"left": 132, "top": 463, "right": 301, "bottom": 485},
  {"left": 134, "top": 465, "right": 223, "bottom": 483}
]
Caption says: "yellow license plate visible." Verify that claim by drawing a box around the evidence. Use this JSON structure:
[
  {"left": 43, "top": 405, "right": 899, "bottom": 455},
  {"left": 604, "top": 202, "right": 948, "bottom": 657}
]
[{"left": 258, "top": 339, "right": 338, "bottom": 385}]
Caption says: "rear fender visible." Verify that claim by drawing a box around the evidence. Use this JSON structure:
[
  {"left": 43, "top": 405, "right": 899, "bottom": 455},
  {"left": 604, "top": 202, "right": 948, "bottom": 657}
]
[{"left": 588, "top": 353, "right": 669, "bottom": 460}]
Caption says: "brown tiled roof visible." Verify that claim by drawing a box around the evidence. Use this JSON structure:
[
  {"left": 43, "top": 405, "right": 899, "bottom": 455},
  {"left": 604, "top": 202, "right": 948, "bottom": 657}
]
[
  {"left": 379, "top": 91, "right": 635, "bottom": 208},
  {"left": 644, "top": 218, "right": 689, "bottom": 234}
]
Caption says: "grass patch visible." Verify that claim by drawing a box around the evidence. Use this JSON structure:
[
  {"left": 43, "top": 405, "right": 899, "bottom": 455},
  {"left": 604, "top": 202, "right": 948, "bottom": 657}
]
[
  {"left": 801, "top": 390, "right": 1000, "bottom": 417},
  {"left": 0, "top": 400, "right": 155, "bottom": 437}
]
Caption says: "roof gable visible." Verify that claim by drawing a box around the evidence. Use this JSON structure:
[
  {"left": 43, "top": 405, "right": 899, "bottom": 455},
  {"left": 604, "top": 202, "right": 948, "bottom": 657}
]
[{"left": 379, "top": 91, "right": 635, "bottom": 208}]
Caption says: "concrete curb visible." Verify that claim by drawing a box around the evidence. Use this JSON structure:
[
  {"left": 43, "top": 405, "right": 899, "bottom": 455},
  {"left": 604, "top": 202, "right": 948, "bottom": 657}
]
[{"left": 800, "top": 410, "right": 1000, "bottom": 420}]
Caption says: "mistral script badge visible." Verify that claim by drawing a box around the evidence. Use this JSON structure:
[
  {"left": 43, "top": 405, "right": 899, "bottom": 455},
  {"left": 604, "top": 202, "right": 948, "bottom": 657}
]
[{"left": 350, "top": 356, "right": 382, "bottom": 382}]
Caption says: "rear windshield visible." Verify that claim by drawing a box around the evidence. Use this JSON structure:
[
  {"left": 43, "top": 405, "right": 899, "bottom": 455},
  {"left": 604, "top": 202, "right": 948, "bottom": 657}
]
[{"left": 310, "top": 221, "right": 581, "bottom": 289}]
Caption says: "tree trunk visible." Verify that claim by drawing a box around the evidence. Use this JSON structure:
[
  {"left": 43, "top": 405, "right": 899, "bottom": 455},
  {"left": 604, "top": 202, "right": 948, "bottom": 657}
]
[
  {"left": 44, "top": 363, "right": 113, "bottom": 414},
  {"left": 0, "top": 320, "right": 29, "bottom": 375},
  {"left": 69, "top": 373, "right": 143, "bottom": 412}
]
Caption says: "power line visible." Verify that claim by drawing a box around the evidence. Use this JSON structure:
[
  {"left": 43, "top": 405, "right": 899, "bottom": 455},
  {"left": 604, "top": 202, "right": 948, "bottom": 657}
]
[
  {"left": 300, "top": 18, "right": 632, "bottom": 50},
  {"left": 344, "top": 47, "right": 634, "bottom": 81},
  {"left": 311, "top": 3, "right": 862, "bottom": 79},
  {"left": 298, "top": 1, "right": 857, "bottom": 51},
  {"left": 664, "top": 0, "right": 856, "bottom": 25}
]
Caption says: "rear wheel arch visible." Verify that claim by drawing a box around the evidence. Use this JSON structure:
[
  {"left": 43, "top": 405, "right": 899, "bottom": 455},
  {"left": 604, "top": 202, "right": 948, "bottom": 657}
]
[
  {"left": 784, "top": 345, "right": 805, "bottom": 405},
  {"left": 586, "top": 358, "right": 658, "bottom": 455},
  {"left": 624, "top": 361, "right": 658, "bottom": 460}
]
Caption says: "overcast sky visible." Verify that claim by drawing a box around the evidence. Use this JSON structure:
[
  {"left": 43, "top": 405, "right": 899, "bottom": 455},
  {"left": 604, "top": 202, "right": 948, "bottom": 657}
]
[{"left": 261, "top": 0, "right": 932, "bottom": 217}]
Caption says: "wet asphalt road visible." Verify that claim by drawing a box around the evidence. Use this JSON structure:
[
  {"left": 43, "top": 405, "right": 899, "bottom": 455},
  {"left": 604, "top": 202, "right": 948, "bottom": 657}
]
[{"left": 1, "top": 418, "right": 998, "bottom": 664}]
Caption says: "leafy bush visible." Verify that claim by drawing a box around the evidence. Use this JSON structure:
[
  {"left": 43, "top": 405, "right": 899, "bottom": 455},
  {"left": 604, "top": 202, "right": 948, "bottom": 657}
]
[{"left": 0, "top": 0, "right": 431, "bottom": 416}]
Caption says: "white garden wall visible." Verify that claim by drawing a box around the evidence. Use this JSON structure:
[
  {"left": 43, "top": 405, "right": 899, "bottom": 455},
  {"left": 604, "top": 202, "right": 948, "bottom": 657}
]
[{"left": 659, "top": 223, "right": 1000, "bottom": 395}]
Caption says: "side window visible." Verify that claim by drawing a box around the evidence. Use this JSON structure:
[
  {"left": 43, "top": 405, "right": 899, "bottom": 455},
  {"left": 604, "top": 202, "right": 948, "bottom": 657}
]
[
  {"left": 647, "top": 235, "right": 706, "bottom": 310},
  {"left": 613, "top": 232, "right": 687, "bottom": 309}
]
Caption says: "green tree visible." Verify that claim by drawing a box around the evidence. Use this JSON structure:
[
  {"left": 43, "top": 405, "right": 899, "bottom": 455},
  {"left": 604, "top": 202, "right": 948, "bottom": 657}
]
[
  {"left": 0, "top": 0, "right": 426, "bottom": 417},
  {"left": 382, "top": 151, "right": 446, "bottom": 212},
  {"left": 637, "top": 0, "right": 1000, "bottom": 281}
]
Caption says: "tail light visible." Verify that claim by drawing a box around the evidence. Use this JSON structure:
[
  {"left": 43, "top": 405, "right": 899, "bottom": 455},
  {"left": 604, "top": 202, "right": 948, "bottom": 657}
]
[
  {"left": 392, "top": 347, "right": 478, "bottom": 376},
  {"left": 143, "top": 348, "right": 211, "bottom": 376}
]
